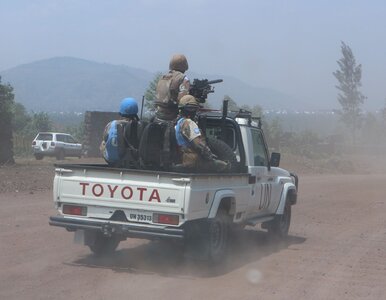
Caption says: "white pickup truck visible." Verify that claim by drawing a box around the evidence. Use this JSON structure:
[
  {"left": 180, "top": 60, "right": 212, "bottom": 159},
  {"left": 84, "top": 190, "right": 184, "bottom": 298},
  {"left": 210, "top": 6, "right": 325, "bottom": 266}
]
[{"left": 49, "top": 110, "right": 298, "bottom": 263}]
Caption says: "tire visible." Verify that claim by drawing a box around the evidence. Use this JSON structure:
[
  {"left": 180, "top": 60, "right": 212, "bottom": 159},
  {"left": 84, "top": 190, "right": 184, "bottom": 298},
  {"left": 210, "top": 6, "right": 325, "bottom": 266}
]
[
  {"left": 56, "top": 149, "right": 65, "bottom": 160},
  {"left": 34, "top": 154, "right": 44, "bottom": 160},
  {"left": 88, "top": 233, "right": 120, "bottom": 256},
  {"left": 267, "top": 201, "right": 291, "bottom": 238},
  {"left": 206, "top": 137, "right": 237, "bottom": 171},
  {"left": 206, "top": 209, "right": 230, "bottom": 264}
]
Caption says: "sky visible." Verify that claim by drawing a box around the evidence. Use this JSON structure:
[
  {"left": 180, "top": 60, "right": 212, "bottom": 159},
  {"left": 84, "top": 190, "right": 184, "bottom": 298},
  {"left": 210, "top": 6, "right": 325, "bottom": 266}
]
[{"left": 1, "top": 0, "right": 385, "bottom": 110}]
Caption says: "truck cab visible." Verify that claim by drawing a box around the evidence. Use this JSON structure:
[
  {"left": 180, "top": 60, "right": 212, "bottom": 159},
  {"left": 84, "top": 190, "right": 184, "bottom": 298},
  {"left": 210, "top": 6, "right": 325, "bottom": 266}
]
[{"left": 201, "top": 111, "right": 297, "bottom": 223}]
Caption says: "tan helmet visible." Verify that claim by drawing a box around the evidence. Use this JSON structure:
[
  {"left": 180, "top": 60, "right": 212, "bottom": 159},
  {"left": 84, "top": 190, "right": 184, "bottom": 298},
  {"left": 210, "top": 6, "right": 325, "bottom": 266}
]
[
  {"left": 179, "top": 95, "right": 198, "bottom": 108},
  {"left": 169, "top": 54, "right": 189, "bottom": 72}
]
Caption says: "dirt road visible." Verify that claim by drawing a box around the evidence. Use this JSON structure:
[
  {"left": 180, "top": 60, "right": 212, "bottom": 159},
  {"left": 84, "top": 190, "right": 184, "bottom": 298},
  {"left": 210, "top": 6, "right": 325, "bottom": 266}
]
[{"left": 1, "top": 171, "right": 385, "bottom": 299}]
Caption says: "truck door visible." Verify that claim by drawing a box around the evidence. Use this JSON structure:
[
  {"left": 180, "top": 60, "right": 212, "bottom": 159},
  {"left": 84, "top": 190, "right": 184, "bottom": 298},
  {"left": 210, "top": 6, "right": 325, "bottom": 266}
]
[
  {"left": 247, "top": 128, "right": 272, "bottom": 216},
  {"left": 251, "top": 129, "right": 283, "bottom": 215}
]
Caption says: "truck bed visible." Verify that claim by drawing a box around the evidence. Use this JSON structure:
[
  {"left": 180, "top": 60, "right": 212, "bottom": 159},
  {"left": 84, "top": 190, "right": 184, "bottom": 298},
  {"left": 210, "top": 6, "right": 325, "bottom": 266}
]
[{"left": 51, "top": 163, "right": 251, "bottom": 238}]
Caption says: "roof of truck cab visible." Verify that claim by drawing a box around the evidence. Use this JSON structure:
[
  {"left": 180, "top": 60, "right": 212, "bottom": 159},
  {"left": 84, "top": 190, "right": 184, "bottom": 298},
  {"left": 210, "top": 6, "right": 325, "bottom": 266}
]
[{"left": 199, "top": 111, "right": 260, "bottom": 128}]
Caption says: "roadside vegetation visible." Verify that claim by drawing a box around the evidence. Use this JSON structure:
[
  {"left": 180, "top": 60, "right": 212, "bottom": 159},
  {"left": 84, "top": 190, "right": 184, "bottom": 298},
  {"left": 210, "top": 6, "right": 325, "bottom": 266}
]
[
  {"left": 2, "top": 42, "right": 386, "bottom": 170},
  {"left": 1, "top": 77, "right": 84, "bottom": 159}
]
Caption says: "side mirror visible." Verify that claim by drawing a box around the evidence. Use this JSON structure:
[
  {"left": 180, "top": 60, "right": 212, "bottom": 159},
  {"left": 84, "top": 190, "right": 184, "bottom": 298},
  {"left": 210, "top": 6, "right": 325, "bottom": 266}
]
[{"left": 270, "top": 152, "right": 281, "bottom": 167}]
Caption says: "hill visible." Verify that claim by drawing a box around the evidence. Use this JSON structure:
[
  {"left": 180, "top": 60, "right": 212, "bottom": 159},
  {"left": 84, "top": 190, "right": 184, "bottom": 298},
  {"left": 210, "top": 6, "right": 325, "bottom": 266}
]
[{"left": 0, "top": 57, "right": 302, "bottom": 112}]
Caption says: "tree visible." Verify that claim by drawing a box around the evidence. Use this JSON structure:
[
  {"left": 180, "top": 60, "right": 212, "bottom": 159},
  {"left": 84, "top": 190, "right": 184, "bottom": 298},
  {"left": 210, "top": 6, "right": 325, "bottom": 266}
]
[
  {"left": 144, "top": 73, "right": 162, "bottom": 113},
  {"left": 65, "top": 121, "right": 85, "bottom": 142},
  {"left": 12, "top": 102, "right": 31, "bottom": 132},
  {"left": 31, "top": 112, "right": 52, "bottom": 132},
  {"left": 0, "top": 77, "right": 15, "bottom": 164},
  {"left": 333, "top": 41, "right": 365, "bottom": 144}
]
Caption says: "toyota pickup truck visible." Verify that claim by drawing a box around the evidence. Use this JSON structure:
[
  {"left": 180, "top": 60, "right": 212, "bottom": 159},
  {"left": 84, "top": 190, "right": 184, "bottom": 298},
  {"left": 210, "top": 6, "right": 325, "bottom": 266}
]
[{"left": 49, "top": 109, "right": 298, "bottom": 263}]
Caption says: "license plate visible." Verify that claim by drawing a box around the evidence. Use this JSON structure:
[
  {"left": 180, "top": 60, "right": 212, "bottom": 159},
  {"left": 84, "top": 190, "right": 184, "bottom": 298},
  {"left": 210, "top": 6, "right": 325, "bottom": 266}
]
[{"left": 127, "top": 211, "right": 152, "bottom": 222}]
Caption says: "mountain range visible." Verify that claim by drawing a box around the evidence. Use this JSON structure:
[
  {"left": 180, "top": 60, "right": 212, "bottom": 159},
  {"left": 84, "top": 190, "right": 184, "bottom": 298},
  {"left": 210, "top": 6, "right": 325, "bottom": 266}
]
[{"left": 0, "top": 57, "right": 304, "bottom": 112}]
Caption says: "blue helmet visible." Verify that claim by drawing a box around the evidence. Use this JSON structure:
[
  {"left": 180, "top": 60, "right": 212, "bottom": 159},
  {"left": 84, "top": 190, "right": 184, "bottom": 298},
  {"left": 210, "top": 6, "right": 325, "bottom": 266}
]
[{"left": 119, "top": 97, "right": 138, "bottom": 117}]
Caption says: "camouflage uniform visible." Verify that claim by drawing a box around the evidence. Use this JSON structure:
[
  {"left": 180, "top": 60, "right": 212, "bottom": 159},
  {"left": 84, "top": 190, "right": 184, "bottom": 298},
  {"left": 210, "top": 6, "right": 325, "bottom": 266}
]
[
  {"left": 153, "top": 55, "right": 190, "bottom": 168},
  {"left": 155, "top": 54, "right": 190, "bottom": 122},
  {"left": 175, "top": 117, "right": 229, "bottom": 171},
  {"left": 155, "top": 70, "right": 190, "bottom": 121}
]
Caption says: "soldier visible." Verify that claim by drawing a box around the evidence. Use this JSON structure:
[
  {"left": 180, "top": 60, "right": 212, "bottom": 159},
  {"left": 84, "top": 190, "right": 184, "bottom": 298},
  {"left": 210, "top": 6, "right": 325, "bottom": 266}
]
[
  {"left": 174, "top": 95, "right": 229, "bottom": 172},
  {"left": 150, "top": 54, "right": 190, "bottom": 168},
  {"left": 100, "top": 97, "right": 142, "bottom": 168},
  {"left": 155, "top": 54, "right": 190, "bottom": 122}
]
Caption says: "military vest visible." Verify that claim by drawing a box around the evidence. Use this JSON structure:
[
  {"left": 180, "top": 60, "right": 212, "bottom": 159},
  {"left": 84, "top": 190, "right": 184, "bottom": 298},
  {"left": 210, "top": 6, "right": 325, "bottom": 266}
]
[{"left": 156, "top": 70, "right": 186, "bottom": 107}]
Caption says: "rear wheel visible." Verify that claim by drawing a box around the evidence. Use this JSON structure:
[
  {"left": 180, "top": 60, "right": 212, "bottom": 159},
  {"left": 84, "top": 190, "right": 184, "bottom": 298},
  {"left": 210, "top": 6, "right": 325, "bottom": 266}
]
[
  {"left": 190, "top": 209, "right": 230, "bottom": 264},
  {"left": 207, "top": 209, "right": 229, "bottom": 263},
  {"left": 88, "top": 233, "right": 120, "bottom": 256},
  {"left": 184, "top": 209, "right": 230, "bottom": 264},
  {"left": 34, "top": 154, "right": 44, "bottom": 160}
]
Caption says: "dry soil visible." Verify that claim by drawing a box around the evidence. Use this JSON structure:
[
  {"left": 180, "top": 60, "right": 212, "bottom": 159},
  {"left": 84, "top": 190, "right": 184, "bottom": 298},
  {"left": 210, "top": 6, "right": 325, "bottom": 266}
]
[{"left": 0, "top": 155, "right": 385, "bottom": 300}]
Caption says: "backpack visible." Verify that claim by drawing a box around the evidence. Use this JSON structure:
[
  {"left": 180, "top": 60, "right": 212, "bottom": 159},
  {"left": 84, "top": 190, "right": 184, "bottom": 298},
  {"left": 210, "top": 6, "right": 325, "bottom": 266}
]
[
  {"left": 103, "top": 120, "right": 121, "bottom": 163},
  {"left": 156, "top": 71, "right": 186, "bottom": 107},
  {"left": 138, "top": 121, "right": 178, "bottom": 170},
  {"left": 103, "top": 120, "right": 141, "bottom": 167}
]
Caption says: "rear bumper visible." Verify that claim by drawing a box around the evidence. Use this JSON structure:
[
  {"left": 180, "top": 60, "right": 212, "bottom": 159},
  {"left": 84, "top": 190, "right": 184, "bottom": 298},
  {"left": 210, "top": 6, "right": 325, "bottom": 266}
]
[
  {"left": 49, "top": 215, "right": 185, "bottom": 239},
  {"left": 32, "top": 146, "right": 57, "bottom": 155}
]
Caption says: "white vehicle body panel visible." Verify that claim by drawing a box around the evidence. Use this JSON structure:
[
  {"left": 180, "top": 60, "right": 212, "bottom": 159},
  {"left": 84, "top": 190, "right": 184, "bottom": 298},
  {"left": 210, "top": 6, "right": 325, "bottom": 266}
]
[{"left": 54, "top": 167, "right": 252, "bottom": 228}]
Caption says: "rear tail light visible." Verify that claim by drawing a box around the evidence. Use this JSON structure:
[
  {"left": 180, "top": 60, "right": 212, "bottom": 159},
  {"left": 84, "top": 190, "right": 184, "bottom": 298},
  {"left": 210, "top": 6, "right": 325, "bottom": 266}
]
[
  {"left": 50, "top": 142, "right": 55, "bottom": 146},
  {"left": 32, "top": 141, "right": 36, "bottom": 146},
  {"left": 153, "top": 213, "right": 179, "bottom": 225},
  {"left": 62, "top": 204, "right": 87, "bottom": 216}
]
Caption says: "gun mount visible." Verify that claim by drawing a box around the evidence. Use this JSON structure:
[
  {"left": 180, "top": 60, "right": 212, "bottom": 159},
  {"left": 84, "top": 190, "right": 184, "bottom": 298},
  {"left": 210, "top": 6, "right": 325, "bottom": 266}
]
[{"left": 189, "top": 78, "right": 223, "bottom": 103}]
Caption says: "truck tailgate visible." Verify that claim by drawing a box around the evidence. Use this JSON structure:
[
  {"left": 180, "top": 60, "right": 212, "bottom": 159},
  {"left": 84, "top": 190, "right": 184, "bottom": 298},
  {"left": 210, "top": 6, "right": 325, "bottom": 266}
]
[{"left": 54, "top": 165, "right": 187, "bottom": 221}]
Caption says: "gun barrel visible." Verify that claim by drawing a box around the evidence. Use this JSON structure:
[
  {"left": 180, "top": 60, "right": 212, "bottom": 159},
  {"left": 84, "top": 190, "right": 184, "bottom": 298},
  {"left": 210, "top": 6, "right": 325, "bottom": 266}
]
[{"left": 207, "top": 79, "right": 223, "bottom": 85}]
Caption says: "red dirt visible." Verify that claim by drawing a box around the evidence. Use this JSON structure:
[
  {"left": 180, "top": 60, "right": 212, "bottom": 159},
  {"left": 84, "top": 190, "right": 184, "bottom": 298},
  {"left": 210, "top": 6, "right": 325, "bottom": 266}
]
[{"left": 0, "top": 155, "right": 385, "bottom": 299}]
